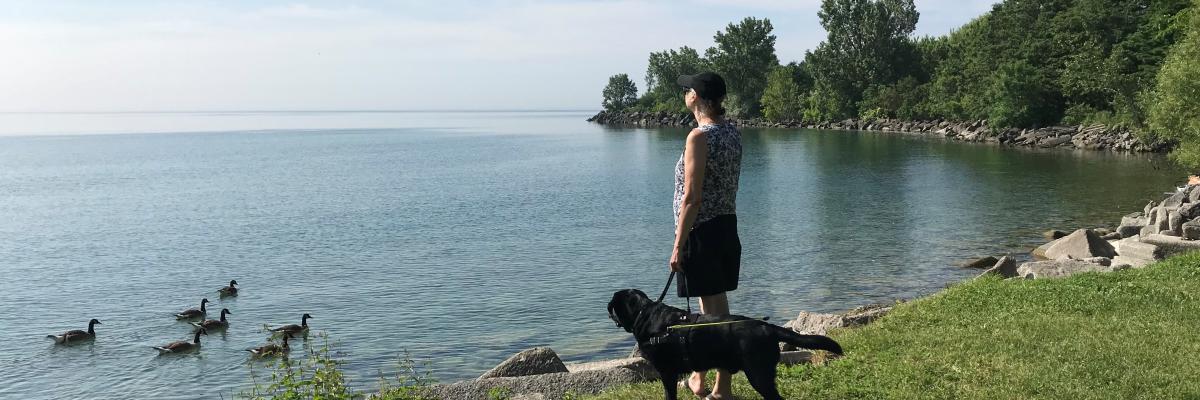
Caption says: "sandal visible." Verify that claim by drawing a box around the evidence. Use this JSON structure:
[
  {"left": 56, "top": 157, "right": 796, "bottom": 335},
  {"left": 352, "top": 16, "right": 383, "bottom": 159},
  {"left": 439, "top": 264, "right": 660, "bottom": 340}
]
[{"left": 678, "top": 379, "right": 710, "bottom": 398}]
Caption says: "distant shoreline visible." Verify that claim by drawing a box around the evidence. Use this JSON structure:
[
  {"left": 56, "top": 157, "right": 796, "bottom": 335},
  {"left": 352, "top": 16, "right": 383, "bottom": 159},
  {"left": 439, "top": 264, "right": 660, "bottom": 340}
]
[{"left": 587, "top": 110, "right": 1173, "bottom": 153}]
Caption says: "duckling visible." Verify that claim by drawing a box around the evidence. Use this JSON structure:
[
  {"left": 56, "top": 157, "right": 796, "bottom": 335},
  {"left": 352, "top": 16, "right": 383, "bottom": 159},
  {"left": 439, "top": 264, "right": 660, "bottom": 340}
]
[
  {"left": 218, "top": 280, "right": 238, "bottom": 297},
  {"left": 175, "top": 298, "right": 210, "bottom": 320},
  {"left": 154, "top": 328, "right": 207, "bottom": 353},
  {"left": 269, "top": 313, "right": 312, "bottom": 336},
  {"left": 46, "top": 319, "right": 101, "bottom": 344},
  {"left": 189, "top": 308, "right": 231, "bottom": 331},
  {"left": 247, "top": 334, "right": 291, "bottom": 356}
]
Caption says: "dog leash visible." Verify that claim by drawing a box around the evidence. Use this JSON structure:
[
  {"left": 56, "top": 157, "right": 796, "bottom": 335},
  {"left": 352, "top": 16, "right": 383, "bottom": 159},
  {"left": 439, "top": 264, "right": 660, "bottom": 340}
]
[{"left": 654, "top": 271, "right": 692, "bottom": 314}]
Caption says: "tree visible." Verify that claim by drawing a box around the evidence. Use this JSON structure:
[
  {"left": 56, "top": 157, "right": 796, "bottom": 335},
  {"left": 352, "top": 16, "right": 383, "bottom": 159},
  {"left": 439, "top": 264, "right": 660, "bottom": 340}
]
[
  {"left": 806, "top": 0, "right": 920, "bottom": 121},
  {"left": 601, "top": 74, "right": 638, "bottom": 112},
  {"left": 706, "top": 17, "right": 779, "bottom": 117},
  {"left": 1148, "top": 1, "right": 1200, "bottom": 168},
  {"left": 986, "top": 61, "right": 1057, "bottom": 128},
  {"left": 760, "top": 64, "right": 805, "bottom": 122},
  {"left": 644, "top": 47, "right": 708, "bottom": 112}
]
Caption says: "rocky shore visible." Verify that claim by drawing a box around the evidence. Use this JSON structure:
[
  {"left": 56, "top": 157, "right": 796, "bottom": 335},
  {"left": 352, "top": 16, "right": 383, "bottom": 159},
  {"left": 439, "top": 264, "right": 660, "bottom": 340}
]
[
  {"left": 587, "top": 110, "right": 1172, "bottom": 153},
  {"left": 418, "top": 185, "right": 1198, "bottom": 400}
]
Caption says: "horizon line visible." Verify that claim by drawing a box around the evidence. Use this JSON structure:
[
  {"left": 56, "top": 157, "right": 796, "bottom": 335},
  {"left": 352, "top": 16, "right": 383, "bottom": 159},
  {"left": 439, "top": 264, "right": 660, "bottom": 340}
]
[{"left": 0, "top": 108, "right": 599, "bottom": 114}]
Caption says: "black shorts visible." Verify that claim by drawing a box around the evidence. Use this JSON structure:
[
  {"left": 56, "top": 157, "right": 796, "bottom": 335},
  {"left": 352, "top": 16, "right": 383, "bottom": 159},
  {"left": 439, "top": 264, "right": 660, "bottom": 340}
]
[{"left": 678, "top": 214, "right": 741, "bottom": 297}]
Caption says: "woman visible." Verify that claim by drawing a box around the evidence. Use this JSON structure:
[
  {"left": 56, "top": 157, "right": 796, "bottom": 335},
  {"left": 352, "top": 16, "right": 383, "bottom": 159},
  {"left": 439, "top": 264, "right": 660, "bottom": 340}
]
[{"left": 670, "top": 71, "right": 742, "bottom": 400}]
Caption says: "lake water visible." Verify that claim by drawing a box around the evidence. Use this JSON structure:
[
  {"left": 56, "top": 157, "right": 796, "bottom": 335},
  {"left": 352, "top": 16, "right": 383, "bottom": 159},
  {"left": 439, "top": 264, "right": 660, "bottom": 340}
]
[{"left": 0, "top": 111, "right": 1183, "bottom": 399}]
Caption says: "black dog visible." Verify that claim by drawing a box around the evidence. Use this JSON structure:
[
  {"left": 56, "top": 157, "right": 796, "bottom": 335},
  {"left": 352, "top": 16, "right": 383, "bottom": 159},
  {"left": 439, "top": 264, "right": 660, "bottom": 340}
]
[{"left": 608, "top": 289, "right": 843, "bottom": 400}]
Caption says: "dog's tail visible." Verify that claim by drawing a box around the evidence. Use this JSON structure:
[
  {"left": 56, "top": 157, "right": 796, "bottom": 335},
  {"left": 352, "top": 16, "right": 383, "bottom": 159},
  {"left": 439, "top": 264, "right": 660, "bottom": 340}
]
[{"left": 770, "top": 325, "right": 843, "bottom": 355}]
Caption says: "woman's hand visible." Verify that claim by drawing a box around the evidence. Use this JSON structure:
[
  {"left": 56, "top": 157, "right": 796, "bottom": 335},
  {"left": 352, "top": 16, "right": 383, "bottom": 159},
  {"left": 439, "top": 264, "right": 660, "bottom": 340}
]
[{"left": 669, "top": 245, "right": 684, "bottom": 272}]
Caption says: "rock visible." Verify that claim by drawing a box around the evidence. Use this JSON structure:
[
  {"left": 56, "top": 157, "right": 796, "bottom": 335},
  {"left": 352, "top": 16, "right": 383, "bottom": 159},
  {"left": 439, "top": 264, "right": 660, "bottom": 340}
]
[
  {"left": 426, "top": 368, "right": 650, "bottom": 400},
  {"left": 978, "top": 256, "right": 1018, "bottom": 278},
  {"left": 1032, "top": 240, "right": 1055, "bottom": 259},
  {"left": 1191, "top": 186, "right": 1200, "bottom": 203},
  {"left": 788, "top": 311, "right": 846, "bottom": 336},
  {"left": 1157, "top": 206, "right": 1174, "bottom": 232},
  {"left": 478, "top": 347, "right": 569, "bottom": 379},
  {"left": 1043, "top": 230, "right": 1068, "bottom": 240},
  {"left": 1082, "top": 257, "right": 1112, "bottom": 266},
  {"left": 1043, "top": 229, "right": 1117, "bottom": 260},
  {"left": 1017, "top": 259, "right": 1129, "bottom": 279},
  {"left": 1121, "top": 212, "right": 1145, "bottom": 226},
  {"left": 1163, "top": 190, "right": 1188, "bottom": 208},
  {"left": 1185, "top": 218, "right": 1200, "bottom": 240},
  {"left": 1114, "top": 238, "right": 1162, "bottom": 261},
  {"left": 1141, "top": 234, "right": 1200, "bottom": 257},
  {"left": 782, "top": 305, "right": 891, "bottom": 351},
  {"left": 1101, "top": 232, "right": 1122, "bottom": 240},
  {"left": 843, "top": 304, "right": 893, "bottom": 326},
  {"left": 1117, "top": 225, "right": 1143, "bottom": 238},
  {"left": 628, "top": 344, "right": 643, "bottom": 359},
  {"left": 1170, "top": 210, "right": 1186, "bottom": 235},
  {"left": 1094, "top": 228, "right": 1113, "bottom": 236},
  {"left": 959, "top": 256, "right": 999, "bottom": 269},
  {"left": 564, "top": 357, "right": 656, "bottom": 380}
]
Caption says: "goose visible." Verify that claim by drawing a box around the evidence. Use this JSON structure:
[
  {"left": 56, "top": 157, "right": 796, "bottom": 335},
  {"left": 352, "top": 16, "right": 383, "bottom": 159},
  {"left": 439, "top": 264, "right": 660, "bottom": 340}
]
[
  {"left": 247, "top": 334, "right": 291, "bottom": 356},
  {"left": 46, "top": 319, "right": 101, "bottom": 344},
  {"left": 218, "top": 280, "right": 238, "bottom": 297},
  {"left": 154, "top": 328, "right": 207, "bottom": 353},
  {"left": 269, "top": 313, "right": 312, "bottom": 336},
  {"left": 189, "top": 308, "right": 231, "bottom": 331},
  {"left": 175, "top": 298, "right": 210, "bottom": 320}
]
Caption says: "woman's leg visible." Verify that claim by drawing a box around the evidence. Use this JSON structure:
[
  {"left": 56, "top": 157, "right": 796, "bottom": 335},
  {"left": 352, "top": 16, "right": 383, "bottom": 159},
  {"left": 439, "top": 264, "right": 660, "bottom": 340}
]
[{"left": 689, "top": 292, "right": 732, "bottom": 397}]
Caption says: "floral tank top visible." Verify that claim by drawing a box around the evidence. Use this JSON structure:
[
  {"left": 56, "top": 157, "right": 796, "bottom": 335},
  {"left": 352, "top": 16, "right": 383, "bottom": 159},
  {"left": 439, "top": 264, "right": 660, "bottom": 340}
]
[{"left": 673, "top": 122, "right": 742, "bottom": 226}]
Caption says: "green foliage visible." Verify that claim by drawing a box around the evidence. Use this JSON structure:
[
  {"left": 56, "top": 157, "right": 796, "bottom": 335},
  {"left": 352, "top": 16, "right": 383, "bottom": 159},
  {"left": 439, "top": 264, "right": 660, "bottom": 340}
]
[
  {"left": 986, "top": 61, "right": 1058, "bottom": 128},
  {"left": 760, "top": 65, "right": 805, "bottom": 122},
  {"left": 601, "top": 74, "right": 638, "bottom": 112},
  {"left": 643, "top": 47, "right": 708, "bottom": 113},
  {"left": 585, "top": 252, "right": 1200, "bottom": 399},
  {"left": 706, "top": 17, "right": 779, "bottom": 117},
  {"left": 805, "top": 0, "right": 920, "bottom": 121},
  {"left": 858, "top": 76, "right": 927, "bottom": 120},
  {"left": 241, "top": 333, "right": 435, "bottom": 400},
  {"left": 1148, "top": 1, "right": 1200, "bottom": 169}
]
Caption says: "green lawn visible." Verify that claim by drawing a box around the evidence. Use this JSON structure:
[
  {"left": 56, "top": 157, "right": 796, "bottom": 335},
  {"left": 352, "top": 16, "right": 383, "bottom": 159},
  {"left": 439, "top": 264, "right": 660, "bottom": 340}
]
[{"left": 585, "top": 253, "right": 1200, "bottom": 400}]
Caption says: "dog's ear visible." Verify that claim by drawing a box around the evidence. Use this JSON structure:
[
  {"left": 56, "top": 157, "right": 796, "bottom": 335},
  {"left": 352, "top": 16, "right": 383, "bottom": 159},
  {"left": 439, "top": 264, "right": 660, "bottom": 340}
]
[{"left": 608, "top": 290, "right": 637, "bottom": 333}]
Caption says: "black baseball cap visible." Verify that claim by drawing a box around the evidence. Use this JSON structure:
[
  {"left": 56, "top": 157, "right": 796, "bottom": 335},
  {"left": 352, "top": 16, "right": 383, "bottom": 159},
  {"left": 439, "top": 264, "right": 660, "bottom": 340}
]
[{"left": 677, "top": 72, "right": 726, "bottom": 100}]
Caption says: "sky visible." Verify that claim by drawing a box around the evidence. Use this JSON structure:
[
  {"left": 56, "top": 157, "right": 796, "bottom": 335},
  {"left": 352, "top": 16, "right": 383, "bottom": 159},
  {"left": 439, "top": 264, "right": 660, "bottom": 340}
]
[{"left": 0, "top": 1, "right": 998, "bottom": 112}]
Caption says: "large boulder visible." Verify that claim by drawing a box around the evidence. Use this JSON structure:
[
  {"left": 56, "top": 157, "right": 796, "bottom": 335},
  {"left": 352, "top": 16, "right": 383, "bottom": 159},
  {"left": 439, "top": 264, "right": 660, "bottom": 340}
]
[
  {"left": 1185, "top": 218, "right": 1200, "bottom": 240},
  {"left": 1168, "top": 210, "right": 1186, "bottom": 236},
  {"left": 781, "top": 305, "right": 891, "bottom": 351},
  {"left": 787, "top": 311, "right": 847, "bottom": 336},
  {"left": 1017, "top": 259, "right": 1130, "bottom": 279},
  {"left": 478, "top": 347, "right": 569, "bottom": 379},
  {"left": 427, "top": 368, "right": 649, "bottom": 400},
  {"left": 1141, "top": 234, "right": 1200, "bottom": 257},
  {"left": 978, "top": 256, "right": 1018, "bottom": 278},
  {"left": 1163, "top": 190, "right": 1189, "bottom": 208},
  {"left": 1042, "top": 229, "right": 1117, "bottom": 260},
  {"left": 565, "top": 357, "right": 656, "bottom": 379},
  {"left": 1120, "top": 212, "right": 1145, "bottom": 226}
]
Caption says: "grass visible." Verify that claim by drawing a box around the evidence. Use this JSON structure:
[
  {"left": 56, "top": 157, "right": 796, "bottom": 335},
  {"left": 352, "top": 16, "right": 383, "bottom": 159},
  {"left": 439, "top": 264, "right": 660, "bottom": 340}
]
[{"left": 586, "top": 252, "right": 1200, "bottom": 400}]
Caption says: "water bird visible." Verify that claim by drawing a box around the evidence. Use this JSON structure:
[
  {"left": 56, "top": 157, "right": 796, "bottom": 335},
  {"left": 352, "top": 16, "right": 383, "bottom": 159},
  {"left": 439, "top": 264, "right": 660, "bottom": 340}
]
[
  {"left": 46, "top": 319, "right": 101, "bottom": 344},
  {"left": 218, "top": 280, "right": 238, "bottom": 297},
  {"left": 175, "top": 298, "right": 210, "bottom": 320},
  {"left": 189, "top": 308, "right": 231, "bottom": 331},
  {"left": 247, "top": 334, "right": 290, "bottom": 356},
  {"left": 269, "top": 313, "right": 312, "bottom": 336},
  {"left": 154, "top": 328, "right": 207, "bottom": 353}
]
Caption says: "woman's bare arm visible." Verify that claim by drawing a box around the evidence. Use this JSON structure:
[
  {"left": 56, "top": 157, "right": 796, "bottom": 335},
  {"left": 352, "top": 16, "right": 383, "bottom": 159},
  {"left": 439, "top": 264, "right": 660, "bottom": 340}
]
[{"left": 670, "top": 128, "right": 708, "bottom": 271}]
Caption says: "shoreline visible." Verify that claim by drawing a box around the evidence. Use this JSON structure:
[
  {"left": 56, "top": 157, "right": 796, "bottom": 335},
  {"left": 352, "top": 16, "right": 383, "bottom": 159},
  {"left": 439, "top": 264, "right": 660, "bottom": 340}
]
[
  {"left": 420, "top": 178, "right": 1196, "bottom": 399},
  {"left": 587, "top": 110, "right": 1172, "bottom": 153}
]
